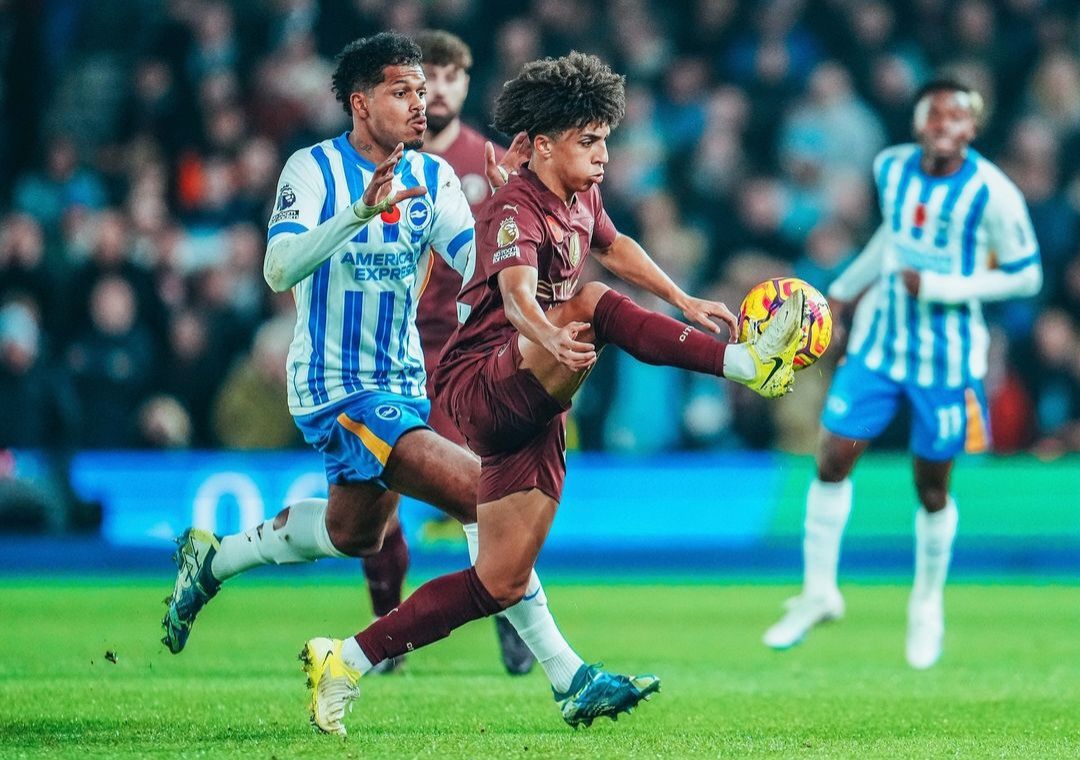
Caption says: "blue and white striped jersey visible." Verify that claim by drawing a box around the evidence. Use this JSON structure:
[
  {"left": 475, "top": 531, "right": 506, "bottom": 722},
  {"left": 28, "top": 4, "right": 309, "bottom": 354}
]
[
  {"left": 268, "top": 133, "right": 476, "bottom": 413},
  {"left": 844, "top": 144, "right": 1041, "bottom": 388}
]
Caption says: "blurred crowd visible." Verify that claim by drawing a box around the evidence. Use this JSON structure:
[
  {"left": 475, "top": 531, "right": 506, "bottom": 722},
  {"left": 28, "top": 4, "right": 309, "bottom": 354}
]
[{"left": 1, "top": 0, "right": 1079, "bottom": 455}]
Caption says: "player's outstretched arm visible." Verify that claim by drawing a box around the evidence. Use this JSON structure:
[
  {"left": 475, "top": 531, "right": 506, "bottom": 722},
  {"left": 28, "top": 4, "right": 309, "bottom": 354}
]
[
  {"left": 498, "top": 265, "right": 596, "bottom": 371},
  {"left": 902, "top": 264, "right": 1042, "bottom": 303},
  {"left": 263, "top": 143, "right": 426, "bottom": 292},
  {"left": 593, "top": 233, "right": 737, "bottom": 338}
]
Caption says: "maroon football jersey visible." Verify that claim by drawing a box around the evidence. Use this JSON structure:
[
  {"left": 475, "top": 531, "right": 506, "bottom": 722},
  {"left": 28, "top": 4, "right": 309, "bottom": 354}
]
[
  {"left": 416, "top": 125, "right": 505, "bottom": 367},
  {"left": 439, "top": 165, "right": 618, "bottom": 370}
]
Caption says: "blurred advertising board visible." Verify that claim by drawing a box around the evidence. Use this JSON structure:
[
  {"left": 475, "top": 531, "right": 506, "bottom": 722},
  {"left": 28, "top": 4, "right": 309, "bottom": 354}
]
[{"left": 63, "top": 451, "right": 1079, "bottom": 558}]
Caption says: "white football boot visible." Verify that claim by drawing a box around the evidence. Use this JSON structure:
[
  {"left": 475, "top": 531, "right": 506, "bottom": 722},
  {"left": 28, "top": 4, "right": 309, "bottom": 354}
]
[
  {"left": 763, "top": 590, "right": 845, "bottom": 650},
  {"left": 905, "top": 595, "right": 944, "bottom": 669}
]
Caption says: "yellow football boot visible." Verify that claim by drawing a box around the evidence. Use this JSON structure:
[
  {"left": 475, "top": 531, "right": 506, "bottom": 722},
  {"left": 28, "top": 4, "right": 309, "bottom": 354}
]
[
  {"left": 299, "top": 637, "right": 361, "bottom": 736},
  {"left": 741, "top": 287, "right": 805, "bottom": 398}
]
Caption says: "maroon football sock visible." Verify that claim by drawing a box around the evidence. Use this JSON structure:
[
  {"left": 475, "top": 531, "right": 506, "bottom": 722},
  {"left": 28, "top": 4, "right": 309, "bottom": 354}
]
[
  {"left": 592, "top": 289, "right": 727, "bottom": 376},
  {"left": 354, "top": 566, "right": 502, "bottom": 664},
  {"left": 361, "top": 521, "right": 409, "bottom": 617}
]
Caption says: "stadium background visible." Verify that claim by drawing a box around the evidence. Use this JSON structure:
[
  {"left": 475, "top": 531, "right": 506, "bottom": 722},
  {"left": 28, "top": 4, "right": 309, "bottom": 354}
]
[
  {"left": 0, "top": 0, "right": 1077, "bottom": 569},
  {"left": 1, "top": 2, "right": 1078, "bottom": 758}
]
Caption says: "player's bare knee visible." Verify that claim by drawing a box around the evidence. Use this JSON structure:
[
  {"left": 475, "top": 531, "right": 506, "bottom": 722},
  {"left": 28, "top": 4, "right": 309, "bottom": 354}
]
[
  {"left": 324, "top": 511, "right": 382, "bottom": 557},
  {"left": 476, "top": 566, "right": 530, "bottom": 609},
  {"left": 916, "top": 484, "right": 948, "bottom": 512},
  {"left": 332, "top": 528, "right": 384, "bottom": 557},
  {"left": 817, "top": 455, "right": 851, "bottom": 483},
  {"left": 489, "top": 578, "right": 529, "bottom": 609},
  {"left": 573, "top": 281, "right": 611, "bottom": 317},
  {"left": 354, "top": 536, "right": 385, "bottom": 558},
  {"left": 334, "top": 531, "right": 384, "bottom": 557}
]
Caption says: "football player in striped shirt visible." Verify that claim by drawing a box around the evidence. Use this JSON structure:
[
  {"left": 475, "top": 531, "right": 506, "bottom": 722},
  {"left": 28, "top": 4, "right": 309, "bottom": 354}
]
[
  {"left": 163, "top": 33, "right": 649, "bottom": 735},
  {"left": 764, "top": 80, "right": 1042, "bottom": 668}
]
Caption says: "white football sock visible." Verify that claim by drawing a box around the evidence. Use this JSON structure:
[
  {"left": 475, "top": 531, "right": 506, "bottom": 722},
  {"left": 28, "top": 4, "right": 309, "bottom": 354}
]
[
  {"left": 722, "top": 343, "right": 755, "bottom": 382},
  {"left": 912, "top": 498, "right": 958, "bottom": 601},
  {"left": 802, "top": 478, "right": 852, "bottom": 598},
  {"left": 340, "top": 636, "right": 375, "bottom": 675},
  {"left": 211, "top": 498, "right": 347, "bottom": 582},
  {"left": 462, "top": 522, "right": 584, "bottom": 692}
]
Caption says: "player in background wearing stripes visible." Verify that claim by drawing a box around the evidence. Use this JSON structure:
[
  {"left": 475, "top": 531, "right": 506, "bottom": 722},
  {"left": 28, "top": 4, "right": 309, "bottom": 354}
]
[
  {"left": 763, "top": 80, "right": 1043, "bottom": 668},
  {"left": 162, "top": 33, "right": 651, "bottom": 735},
  {"left": 356, "top": 29, "right": 535, "bottom": 677}
]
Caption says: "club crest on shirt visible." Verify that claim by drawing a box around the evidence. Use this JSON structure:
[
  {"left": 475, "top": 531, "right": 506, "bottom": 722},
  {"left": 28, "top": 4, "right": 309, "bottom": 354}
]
[
  {"left": 405, "top": 198, "right": 432, "bottom": 231},
  {"left": 277, "top": 184, "right": 296, "bottom": 210},
  {"left": 567, "top": 233, "right": 582, "bottom": 267},
  {"left": 497, "top": 217, "right": 520, "bottom": 247}
]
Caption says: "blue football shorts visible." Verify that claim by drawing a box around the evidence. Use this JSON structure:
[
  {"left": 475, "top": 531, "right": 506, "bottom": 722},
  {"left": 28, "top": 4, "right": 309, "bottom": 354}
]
[
  {"left": 821, "top": 359, "right": 991, "bottom": 461},
  {"left": 293, "top": 391, "right": 431, "bottom": 487}
]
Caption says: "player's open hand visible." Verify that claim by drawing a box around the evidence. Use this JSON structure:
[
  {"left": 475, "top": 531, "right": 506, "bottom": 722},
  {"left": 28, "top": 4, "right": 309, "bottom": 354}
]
[
  {"left": 486, "top": 131, "right": 531, "bottom": 189},
  {"left": 362, "top": 143, "right": 427, "bottom": 210},
  {"left": 680, "top": 297, "right": 739, "bottom": 340},
  {"left": 546, "top": 321, "right": 597, "bottom": 371}
]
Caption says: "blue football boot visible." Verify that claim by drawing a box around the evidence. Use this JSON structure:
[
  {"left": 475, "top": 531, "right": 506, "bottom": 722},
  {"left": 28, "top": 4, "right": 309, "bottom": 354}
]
[
  {"left": 161, "top": 528, "right": 222, "bottom": 653},
  {"left": 554, "top": 664, "right": 661, "bottom": 728}
]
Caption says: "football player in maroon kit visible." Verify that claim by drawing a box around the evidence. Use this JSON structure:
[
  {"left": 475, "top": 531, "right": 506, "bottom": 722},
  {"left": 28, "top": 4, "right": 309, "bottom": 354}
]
[
  {"left": 167, "top": 33, "right": 650, "bottom": 738},
  {"left": 357, "top": 29, "right": 535, "bottom": 676},
  {"left": 300, "top": 51, "right": 804, "bottom": 731}
]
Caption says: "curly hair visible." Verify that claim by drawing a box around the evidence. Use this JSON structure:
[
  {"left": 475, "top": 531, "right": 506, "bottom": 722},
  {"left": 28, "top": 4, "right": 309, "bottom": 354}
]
[
  {"left": 415, "top": 29, "right": 472, "bottom": 71},
  {"left": 493, "top": 52, "right": 626, "bottom": 138},
  {"left": 332, "top": 32, "right": 422, "bottom": 115}
]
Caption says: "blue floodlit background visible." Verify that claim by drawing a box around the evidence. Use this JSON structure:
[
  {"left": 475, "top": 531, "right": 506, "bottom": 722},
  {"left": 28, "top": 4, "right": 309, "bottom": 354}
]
[{"left": 0, "top": 0, "right": 1077, "bottom": 578}]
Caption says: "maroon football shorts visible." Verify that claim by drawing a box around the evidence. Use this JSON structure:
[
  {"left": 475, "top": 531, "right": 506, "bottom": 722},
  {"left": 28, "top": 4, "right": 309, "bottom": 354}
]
[
  {"left": 423, "top": 344, "right": 467, "bottom": 447},
  {"left": 437, "top": 335, "right": 570, "bottom": 504}
]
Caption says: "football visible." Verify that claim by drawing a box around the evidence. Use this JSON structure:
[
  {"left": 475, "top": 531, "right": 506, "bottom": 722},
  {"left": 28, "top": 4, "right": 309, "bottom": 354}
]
[{"left": 738, "top": 277, "right": 833, "bottom": 370}]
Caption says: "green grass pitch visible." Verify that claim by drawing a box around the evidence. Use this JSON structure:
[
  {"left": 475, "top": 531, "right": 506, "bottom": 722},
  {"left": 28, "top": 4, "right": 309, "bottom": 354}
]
[{"left": 1, "top": 577, "right": 1077, "bottom": 758}]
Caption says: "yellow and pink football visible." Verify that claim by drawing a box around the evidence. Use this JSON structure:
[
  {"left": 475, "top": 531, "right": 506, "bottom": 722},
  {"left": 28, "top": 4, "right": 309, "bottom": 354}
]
[{"left": 738, "top": 277, "right": 833, "bottom": 370}]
